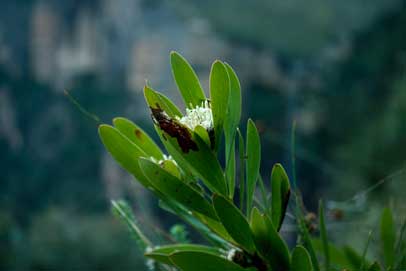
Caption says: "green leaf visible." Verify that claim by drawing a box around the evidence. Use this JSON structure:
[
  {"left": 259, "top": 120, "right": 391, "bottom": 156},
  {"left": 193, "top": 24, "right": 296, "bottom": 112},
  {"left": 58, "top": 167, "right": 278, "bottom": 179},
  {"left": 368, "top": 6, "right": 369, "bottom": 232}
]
[
  {"left": 170, "top": 251, "right": 255, "bottom": 271},
  {"left": 145, "top": 244, "right": 220, "bottom": 266},
  {"left": 210, "top": 60, "right": 230, "bottom": 151},
  {"left": 380, "top": 207, "right": 396, "bottom": 269},
  {"left": 98, "top": 125, "right": 152, "bottom": 188},
  {"left": 194, "top": 213, "right": 236, "bottom": 245},
  {"left": 226, "top": 139, "right": 236, "bottom": 198},
  {"left": 170, "top": 51, "right": 206, "bottom": 108},
  {"left": 194, "top": 125, "right": 212, "bottom": 148},
  {"left": 312, "top": 238, "right": 352, "bottom": 269},
  {"left": 291, "top": 246, "right": 313, "bottom": 271},
  {"left": 113, "top": 117, "right": 162, "bottom": 160},
  {"left": 224, "top": 63, "right": 241, "bottom": 198},
  {"left": 319, "top": 200, "right": 330, "bottom": 271},
  {"left": 139, "top": 158, "right": 217, "bottom": 220},
  {"left": 159, "top": 201, "right": 229, "bottom": 248},
  {"left": 111, "top": 200, "right": 152, "bottom": 251},
  {"left": 367, "top": 262, "right": 382, "bottom": 271},
  {"left": 297, "top": 212, "right": 320, "bottom": 271},
  {"left": 238, "top": 128, "right": 246, "bottom": 212},
  {"left": 144, "top": 85, "right": 182, "bottom": 118},
  {"left": 360, "top": 231, "right": 373, "bottom": 271},
  {"left": 270, "top": 163, "right": 291, "bottom": 231},
  {"left": 246, "top": 119, "right": 261, "bottom": 214},
  {"left": 213, "top": 194, "right": 256, "bottom": 253},
  {"left": 223, "top": 62, "right": 242, "bottom": 151},
  {"left": 249, "top": 207, "right": 290, "bottom": 271},
  {"left": 343, "top": 246, "right": 364, "bottom": 269},
  {"left": 157, "top": 127, "right": 227, "bottom": 195}
]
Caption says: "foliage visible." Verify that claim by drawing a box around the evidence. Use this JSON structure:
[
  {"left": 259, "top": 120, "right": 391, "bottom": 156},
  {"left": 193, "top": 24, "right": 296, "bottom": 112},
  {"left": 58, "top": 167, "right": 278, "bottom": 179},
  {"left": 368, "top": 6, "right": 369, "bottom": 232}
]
[{"left": 99, "top": 52, "right": 404, "bottom": 271}]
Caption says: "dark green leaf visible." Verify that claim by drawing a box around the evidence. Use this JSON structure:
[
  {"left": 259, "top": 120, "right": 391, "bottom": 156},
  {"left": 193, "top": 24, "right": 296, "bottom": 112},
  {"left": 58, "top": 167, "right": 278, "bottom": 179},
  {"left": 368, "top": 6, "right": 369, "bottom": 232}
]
[
  {"left": 312, "top": 238, "right": 351, "bottom": 269},
  {"left": 380, "top": 207, "right": 396, "bottom": 269},
  {"left": 139, "top": 158, "right": 217, "bottom": 220},
  {"left": 291, "top": 246, "right": 313, "bottom": 271},
  {"left": 312, "top": 239, "right": 349, "bottom": 269},
  {"left": 157, "top": 128, "right": 227, "bottom": 195},
  {"left": 249, "top": 207, "right": 290, "bottom": 271},
  {"left": 343, "top": 246, "right": 365, "bottom": 269},
  {"left": 238, "top": 128, "right": 246, "bottom": 212},
  {"left": 246, "top": 119, "right": 261, "bottom": 214},
  {"left": 270, "top": 163, "right": 290, "bottom": 231},
  {"left": 170, "top": 51, "right": 206, "bottom": 108},
  {"left": 367, "top": 262, "right": 382, "bottom": 271},
  {"left": 213, "top": 194, "right": 256, "bottom": 253}
]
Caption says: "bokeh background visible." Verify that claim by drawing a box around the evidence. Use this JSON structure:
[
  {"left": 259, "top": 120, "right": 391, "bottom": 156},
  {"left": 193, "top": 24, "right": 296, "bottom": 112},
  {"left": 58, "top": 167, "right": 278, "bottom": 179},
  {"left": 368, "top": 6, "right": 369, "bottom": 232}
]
[{"left": 1, "top": 0, "right": 405, "bottom": 270}]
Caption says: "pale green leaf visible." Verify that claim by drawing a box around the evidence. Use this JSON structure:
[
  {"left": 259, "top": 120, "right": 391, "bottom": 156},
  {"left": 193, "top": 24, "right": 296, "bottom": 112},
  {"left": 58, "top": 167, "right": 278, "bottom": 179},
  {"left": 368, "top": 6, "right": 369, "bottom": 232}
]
[{"left": 113, "top": 117, "right": 162, "bottom": 160}]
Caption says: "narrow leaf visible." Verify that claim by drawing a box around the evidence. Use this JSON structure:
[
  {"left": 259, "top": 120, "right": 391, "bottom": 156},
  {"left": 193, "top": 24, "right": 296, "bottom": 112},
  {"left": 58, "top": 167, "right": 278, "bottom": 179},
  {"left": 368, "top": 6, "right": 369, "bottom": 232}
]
[
  {"left": 291, "top": 245, "right": 313, "bottom": 271},
  {"left": 224, "top": 63, "right": 241, "bottom": 198},
  {"left": 139, "top": 158, "right": 217, "bottom": 220},
  {"left": 213, "top": 194, "right": 256, "bottom": 253},
  {"left": 250, "top": 208, "right": 290, "bottom": 271},
  {"left": 145, "top": 244, "right": 220, "bottom": 266},
  {"left": 238, "top": 128, "right": 246, "bottom": 212},
  {"left": 170, "top": 51, "right": 206, "bottom": 108},
  {"left": 98, "top": 125, "right": 152, "bottom": 188},
  {"left": 367, "top": 262, "right": 382, "bottom": 271},
  {"left": 271, "top": 163, "right": 291, "bottom": 231},
  {"left": 113, "top": 117, "right": 162, "bottom": 159},
  {"left": 246, "top": 119, "right": 261, "bottom": 214},
  {"left": 170, "top": 251, "right": 256, "bottom": 271},
  {"left": 226, "top": 139, "right": 236, "bottom": 198},
  {"left": 380, "top": 207, "right": 396, "bottom": 269},
  {"left": 210, "top": 60, "right": 230, "bottom": 151},
  {"left": 157, "top": 126, "right": 227, "bottom": 195}
]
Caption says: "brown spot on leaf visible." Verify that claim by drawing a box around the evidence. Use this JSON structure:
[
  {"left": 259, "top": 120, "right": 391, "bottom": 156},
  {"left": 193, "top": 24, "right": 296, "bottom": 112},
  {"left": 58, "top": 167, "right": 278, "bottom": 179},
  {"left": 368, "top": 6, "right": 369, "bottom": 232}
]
[
  {"left": 134, "top": 129, "right": 142, "bottom": 139},
  {"left": 150, "top": 105, "right": 198, "bottom": 153}
]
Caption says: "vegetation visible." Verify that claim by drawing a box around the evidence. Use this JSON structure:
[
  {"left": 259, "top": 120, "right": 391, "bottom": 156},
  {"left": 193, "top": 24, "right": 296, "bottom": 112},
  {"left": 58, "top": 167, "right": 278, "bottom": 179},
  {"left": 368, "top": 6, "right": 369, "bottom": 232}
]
[{"left": 99, "top": 53, "right": 405, "bottom": 271}]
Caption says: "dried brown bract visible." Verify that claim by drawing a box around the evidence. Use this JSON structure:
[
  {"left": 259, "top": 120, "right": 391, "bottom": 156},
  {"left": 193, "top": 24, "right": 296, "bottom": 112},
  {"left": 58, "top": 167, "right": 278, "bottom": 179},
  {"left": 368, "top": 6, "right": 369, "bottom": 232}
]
[{"left": 150, "top": 105, "right": 198, "bottom": 153}]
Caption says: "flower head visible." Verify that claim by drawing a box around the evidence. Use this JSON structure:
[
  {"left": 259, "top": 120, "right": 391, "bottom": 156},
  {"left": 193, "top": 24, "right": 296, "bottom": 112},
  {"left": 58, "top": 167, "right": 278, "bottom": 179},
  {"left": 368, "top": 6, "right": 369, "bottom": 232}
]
[{"left": 177, "top": 100, "right": 213, "bottom": 131}]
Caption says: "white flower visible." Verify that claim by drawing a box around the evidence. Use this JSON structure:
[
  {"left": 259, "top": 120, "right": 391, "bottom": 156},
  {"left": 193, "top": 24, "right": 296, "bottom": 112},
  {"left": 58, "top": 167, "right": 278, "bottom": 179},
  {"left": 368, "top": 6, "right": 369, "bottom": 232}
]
[
  {"left": 177, "top": 100, "right": 213, "bottom": 131},
  {"left": 227, "top": 248, "right": 238, "bottom": 261},
  {"left": 149, "top": 154, "right": 177, "bottom": 166}
]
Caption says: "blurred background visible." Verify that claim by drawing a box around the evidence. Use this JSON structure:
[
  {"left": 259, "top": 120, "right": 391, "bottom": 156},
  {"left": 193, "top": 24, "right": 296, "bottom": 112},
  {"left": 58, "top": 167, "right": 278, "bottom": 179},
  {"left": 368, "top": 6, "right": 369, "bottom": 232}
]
[{"left": 1, "top": 0, "right": 405, "bottom": 270}]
